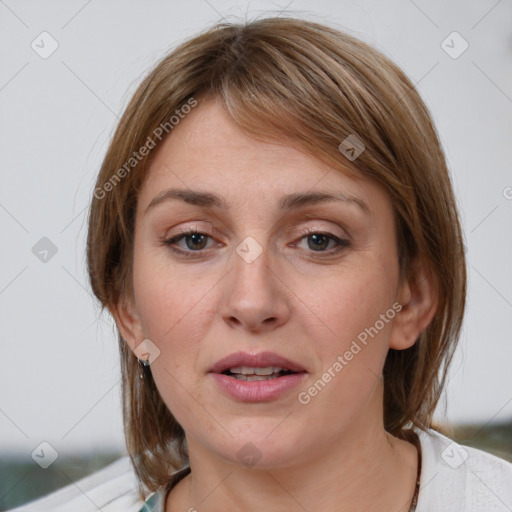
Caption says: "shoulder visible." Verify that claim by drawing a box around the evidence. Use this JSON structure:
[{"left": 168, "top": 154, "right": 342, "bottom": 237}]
[
  {"left": 7, "top": 456, "right": 148, "bottom": 512},
  {"left": 416, "top": 427, "right": 512, "bottom": 512}
]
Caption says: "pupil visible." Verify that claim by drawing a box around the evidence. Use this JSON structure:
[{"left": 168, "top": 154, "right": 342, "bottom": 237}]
[
  {"left": 308, "top": 234, "right": 328, "bottom": 251},
  {"left": 187, "top": 233, "right": 207, "bottom": 250}
]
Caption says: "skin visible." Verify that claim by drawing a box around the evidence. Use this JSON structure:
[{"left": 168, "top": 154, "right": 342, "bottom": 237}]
[{"left": 114, "top": 98, "right": 437, "bottom": 511}]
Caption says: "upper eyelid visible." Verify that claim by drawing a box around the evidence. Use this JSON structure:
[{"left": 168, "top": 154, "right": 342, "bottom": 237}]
[
  {"left": 166, "top": 217, "right": 350, "bottom": 236},
  {"left": 167, "top": 226, "right": 347, "bottom": 240}
]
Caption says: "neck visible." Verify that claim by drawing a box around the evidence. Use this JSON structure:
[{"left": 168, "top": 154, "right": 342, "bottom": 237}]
[{"left": 166, "top": 390, "right": 419, "bottom": 512}]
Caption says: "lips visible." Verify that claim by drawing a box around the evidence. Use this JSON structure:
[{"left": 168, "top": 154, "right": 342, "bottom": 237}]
[
  {"left": 208, "top": 351, "right": 306, "bottom": 375},
  {"left": 208, "top": 351, "right": 307, "bottom": 402}
]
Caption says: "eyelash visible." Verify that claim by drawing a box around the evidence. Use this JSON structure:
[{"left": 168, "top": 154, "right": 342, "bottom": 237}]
[{"left": 163, "top": 227, "right": 351, "bottom": 258}]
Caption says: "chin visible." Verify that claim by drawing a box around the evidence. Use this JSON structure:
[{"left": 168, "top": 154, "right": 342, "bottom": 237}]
[{"left": 204, "top": 429, "right": 306, "bottom": 470}]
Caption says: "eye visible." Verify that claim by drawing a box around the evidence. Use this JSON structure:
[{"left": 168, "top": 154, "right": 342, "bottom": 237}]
[
  {"left": 163, "top": 228, "right": 350, "bottom": 258},
  {"left": 294, "top": 229, "right": 350, "bottom": 254},
  {"left": 164, "top": 230, "right": 218, "bottom": 256}
]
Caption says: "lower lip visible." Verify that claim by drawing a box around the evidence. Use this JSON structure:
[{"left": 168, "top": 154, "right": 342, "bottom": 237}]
[{"left": 209, "top": 372, "right": 307, "bottom": 402}]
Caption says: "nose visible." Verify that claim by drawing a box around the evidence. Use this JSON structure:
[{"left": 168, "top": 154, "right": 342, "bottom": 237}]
[{"left": 219, "top": 242, "right": 291, "bottom": 334}]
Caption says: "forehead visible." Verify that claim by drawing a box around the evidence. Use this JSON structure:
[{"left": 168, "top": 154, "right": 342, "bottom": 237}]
[{"left": 138, "top": 99, "right": 387, "bottom": 216}]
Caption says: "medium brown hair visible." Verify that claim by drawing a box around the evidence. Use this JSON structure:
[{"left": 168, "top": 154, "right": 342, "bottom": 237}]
[{"left": 86, "top": 16, "right": 466, "bottom": 496}]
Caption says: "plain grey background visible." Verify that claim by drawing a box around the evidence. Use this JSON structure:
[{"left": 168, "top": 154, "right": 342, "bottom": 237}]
[{"left": 1, "top": 0, "right": 511, "bottom": 456}]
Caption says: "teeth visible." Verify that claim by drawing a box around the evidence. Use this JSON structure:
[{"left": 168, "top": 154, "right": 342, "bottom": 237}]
[
  {"left": 229, "top": 366, "right": 284, "bottom": 376},
  {"left": 232, "top": 374, "right": 281, "bottom": 381}
]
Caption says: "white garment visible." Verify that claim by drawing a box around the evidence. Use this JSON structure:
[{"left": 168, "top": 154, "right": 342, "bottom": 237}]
[{"left": 8, "top": 428, "right": 512, "bottom": 511}]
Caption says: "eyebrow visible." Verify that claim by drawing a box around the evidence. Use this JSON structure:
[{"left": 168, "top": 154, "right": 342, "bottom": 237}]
[{"left": 145, "top": 188, "right": 370, "bottom": 215}]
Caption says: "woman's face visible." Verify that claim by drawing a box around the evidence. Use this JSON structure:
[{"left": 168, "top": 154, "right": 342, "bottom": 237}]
[{"left": 121, "top": 98, "right": 413, "bottom": 468}]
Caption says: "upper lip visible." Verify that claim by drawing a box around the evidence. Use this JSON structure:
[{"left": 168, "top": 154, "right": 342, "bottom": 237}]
[{"left": 209, "top": 351, "right": 306, "bottom": 374}]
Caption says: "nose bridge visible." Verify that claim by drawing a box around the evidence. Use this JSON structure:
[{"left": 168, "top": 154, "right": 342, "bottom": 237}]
[
  {"left": 220, "top": 236, "right": 289, "bottom": 332},
  {"left": 233, "top": 237, "right": 273, "bottom": 297}
]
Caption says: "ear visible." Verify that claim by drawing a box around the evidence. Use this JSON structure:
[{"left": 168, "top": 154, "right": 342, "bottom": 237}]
[
  {"left": 389, "top": 259, "right": 438, "bottom": 350},
  {"left": 110, "top": 293, "right": 145, "bottom": 354}
]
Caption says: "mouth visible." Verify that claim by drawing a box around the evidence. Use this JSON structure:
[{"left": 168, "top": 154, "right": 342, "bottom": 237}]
[
  {"left": 221, "top": 366, "right": 299, "bottom": 381},
  {"left": 208, "top": 351, "right": 307, "bottom": 402},
  {"left": 208, "top": 350, "right": 307, "bottom": 376}
]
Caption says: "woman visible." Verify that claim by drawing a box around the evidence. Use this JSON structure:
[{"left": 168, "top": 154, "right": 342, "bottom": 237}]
[{"left": 11, "top": 16, "right": 512, "bottom": 512}]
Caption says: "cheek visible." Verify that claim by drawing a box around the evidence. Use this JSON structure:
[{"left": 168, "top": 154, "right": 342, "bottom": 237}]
[
  {"left": 301, "top": 262, "right": 396, "bottom": 346},
  {"left": 297, "top": 264, "right": 396, "bottom": 406},
  {"left": 132, "top": 258, "right": 213, "bottom": 422},
  {"left": 131, "top": 248, "right": 219, "bottom": 387},
  {"left": 132, "top": 243, "right": 206, "bottom": 339}
]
